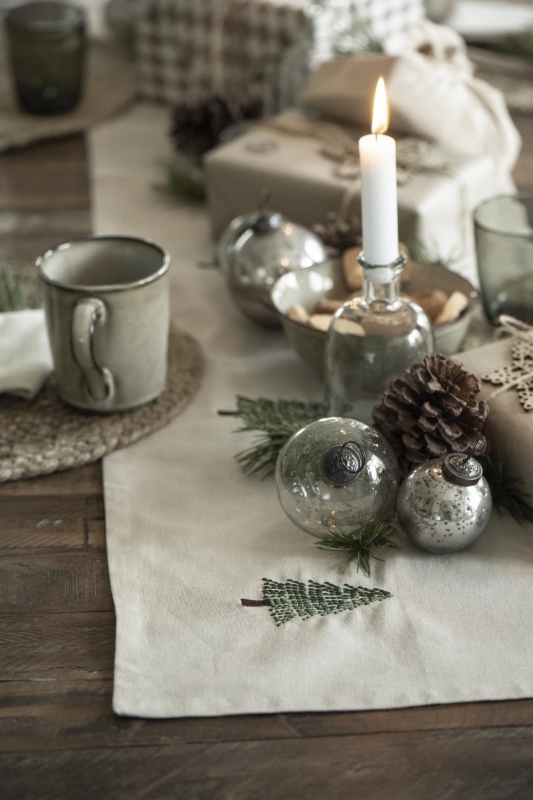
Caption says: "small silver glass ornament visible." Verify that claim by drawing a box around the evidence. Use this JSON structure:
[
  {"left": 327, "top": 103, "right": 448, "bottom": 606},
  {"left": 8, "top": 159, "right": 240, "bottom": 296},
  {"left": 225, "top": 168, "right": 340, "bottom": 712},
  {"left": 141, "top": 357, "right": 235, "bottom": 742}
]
[
  {"left": 326, "top": 251, "right": 434, "bottom": 424},
  {"left": 218, "top": 190, "right": 326, "bottom": 326},
  {"left": 397, "top": 450, "right": 492, "bottom": 554},
  {"left": 275, "top": 417, "right": 400, "bottom": 537}
]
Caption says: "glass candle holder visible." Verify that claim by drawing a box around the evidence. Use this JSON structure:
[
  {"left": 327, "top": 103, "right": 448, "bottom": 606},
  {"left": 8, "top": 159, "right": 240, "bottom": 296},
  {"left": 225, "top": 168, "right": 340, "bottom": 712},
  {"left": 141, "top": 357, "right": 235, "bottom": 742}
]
[
  {"left": 475, "top": 192, "right": 533, "bottom": 325},
  {"left": 325, "top": 252, "right": 434, "bottom": 424},
  {"left": 5, "top": 2, "right": 87, "bottom": 115}
]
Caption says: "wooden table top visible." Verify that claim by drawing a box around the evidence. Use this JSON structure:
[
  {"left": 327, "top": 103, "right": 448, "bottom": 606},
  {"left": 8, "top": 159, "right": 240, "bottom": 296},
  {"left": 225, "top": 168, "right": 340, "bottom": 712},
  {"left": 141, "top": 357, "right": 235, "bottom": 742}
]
[{"left": 3, "top": 103, "right": 533, "bottom": 799}]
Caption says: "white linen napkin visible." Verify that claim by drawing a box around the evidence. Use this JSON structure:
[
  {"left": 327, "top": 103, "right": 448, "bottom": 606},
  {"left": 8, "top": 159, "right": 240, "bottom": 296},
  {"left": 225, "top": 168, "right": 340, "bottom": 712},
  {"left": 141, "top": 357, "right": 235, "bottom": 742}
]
[{"left": 0, "top": 310, "right": 53, "bottom": 399}]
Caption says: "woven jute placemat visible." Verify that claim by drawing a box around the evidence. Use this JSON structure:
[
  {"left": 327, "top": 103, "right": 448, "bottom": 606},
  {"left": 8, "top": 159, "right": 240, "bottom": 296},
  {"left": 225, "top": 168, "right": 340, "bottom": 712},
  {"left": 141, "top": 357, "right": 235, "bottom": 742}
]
[
  {"left": 0, "top": 324, "right": 204, "bottom": 483},
  {"left": 0, "top": 39, "right": 137, "bottom": 154}
]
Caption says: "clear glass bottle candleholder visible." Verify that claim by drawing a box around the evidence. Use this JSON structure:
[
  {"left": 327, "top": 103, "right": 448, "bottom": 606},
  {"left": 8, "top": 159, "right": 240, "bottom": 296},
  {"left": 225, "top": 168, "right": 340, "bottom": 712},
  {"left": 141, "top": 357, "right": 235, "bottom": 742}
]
[{"left": 325, "top": 252, "right": 434, "bottom": 424}]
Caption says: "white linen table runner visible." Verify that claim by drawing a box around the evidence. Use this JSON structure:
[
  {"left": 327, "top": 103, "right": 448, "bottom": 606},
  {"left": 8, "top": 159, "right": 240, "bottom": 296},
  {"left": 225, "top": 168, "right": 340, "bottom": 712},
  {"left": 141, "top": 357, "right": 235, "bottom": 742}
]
[{"left": 93, "top": 105, "right": 533, "bottom": 718}]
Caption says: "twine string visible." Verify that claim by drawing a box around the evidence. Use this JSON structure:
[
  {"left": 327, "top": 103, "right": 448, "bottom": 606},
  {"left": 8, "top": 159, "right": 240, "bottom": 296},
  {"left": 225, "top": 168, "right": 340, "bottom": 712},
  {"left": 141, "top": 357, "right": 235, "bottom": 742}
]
[
  {"left": 489, "top": 315, "right": 533, "bottom": 399},
  {"left": 258, "top": 112, "right": 469, "bottom": 259},
  {"left": 498, "top": 314, "right": 533, "bottom": 343}
]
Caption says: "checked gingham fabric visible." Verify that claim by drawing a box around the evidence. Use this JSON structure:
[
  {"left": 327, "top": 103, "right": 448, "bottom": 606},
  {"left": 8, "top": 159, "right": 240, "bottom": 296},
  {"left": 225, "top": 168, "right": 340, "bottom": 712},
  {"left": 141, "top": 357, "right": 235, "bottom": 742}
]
[{"left": 136, "top": 0, "right": 424, "bottom": 109}]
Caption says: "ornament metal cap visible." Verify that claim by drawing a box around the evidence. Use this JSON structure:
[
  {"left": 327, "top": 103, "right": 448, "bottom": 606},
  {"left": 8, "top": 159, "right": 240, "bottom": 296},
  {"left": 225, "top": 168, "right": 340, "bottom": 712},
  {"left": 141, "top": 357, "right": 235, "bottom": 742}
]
[
  {"left": 250, "top": 189, "right": 283, "bottom": 234},
  {"left": 442, "top": 452, "right": 483, "bottom": 487},
  {"left": 321, "top": 441, "right": 366, "bottom": 487}
]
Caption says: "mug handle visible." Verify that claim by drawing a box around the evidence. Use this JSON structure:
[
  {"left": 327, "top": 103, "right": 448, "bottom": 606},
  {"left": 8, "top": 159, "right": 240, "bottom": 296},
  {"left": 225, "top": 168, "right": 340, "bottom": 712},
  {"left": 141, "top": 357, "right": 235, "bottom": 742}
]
[{"left": 71, "top": 298, "right": 114, "bottom": 404}]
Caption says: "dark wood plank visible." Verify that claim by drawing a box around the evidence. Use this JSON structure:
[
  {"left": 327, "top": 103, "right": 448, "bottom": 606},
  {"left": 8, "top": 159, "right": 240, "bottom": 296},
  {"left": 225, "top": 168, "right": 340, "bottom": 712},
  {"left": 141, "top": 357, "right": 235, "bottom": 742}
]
[
  {"left": 0, "top": 135, "right": 90, "bottom": 263},
  {"left": 0, "top": 553, "right": 112, "bottom": 613},
  {"left": 0, "top": 136, "right": 89, "bottom": 212},
  {"left": 1, "top": 728, "right": 533, "bottom": 800},
  {"left": 0, "top": 494, "right": 104, "bottom": 557},
  {"left": 0, "top": 462, "right": 102, "bottom": 499},
  {"left": 0, "top": 611, "right": 114, "bottom": 681},
  {"left": 286, "top": 700, "right": 533, "bottom": 738},
  {"left": 3, "top": 678, "right": 533, "bottom": 755},
  {"left": 0, "top": 681, "right": 295, "bottom": 753}
]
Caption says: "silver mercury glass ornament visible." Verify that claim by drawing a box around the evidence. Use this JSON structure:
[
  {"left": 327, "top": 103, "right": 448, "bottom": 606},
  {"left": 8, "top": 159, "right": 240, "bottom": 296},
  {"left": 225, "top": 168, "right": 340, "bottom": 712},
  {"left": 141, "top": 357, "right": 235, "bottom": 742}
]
[
  {"left": 218, "top": 190, "right": 327, "bottom": 327},
  {"left": 397, "top": 448, "right": 492, "bottom": 554},
  {"left": 326, "top": 251, "right": 434, "bottom": 424},
  {"left": 275, "top": 417, "right": 400, "bottom": 537}
]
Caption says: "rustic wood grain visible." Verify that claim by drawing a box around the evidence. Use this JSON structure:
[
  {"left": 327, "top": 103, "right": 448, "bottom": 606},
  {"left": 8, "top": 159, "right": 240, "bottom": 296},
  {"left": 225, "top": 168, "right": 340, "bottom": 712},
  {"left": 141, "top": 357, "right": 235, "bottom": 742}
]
[
  {"left": 0, "top": 611, "right": 114, "bottom": 680},
  {"left": 2, "top": 729, "right": 533, "bottom": 800},
  {"left": 0, "top": 495, "right": 104, "bottom": 555},
  {"left": 0, "top": 136, "right": 90, "bottom": 263},
  {"left": 0, "top": 553, "right": 112, "bottom": 613},
  {"left": 0, "top": 462, "right": 102, "bottom": 498},
  {"left": 3, "top": 680, "right": 533, "bottom": 755},
  {"left": 2, "top": 87, "right": 533, "bottom": 798}
]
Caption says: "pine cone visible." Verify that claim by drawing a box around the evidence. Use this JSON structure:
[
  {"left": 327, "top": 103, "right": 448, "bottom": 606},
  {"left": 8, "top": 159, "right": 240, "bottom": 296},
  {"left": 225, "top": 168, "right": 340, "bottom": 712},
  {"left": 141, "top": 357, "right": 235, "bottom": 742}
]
[
  {"left": 373, "top": 353, "right": 489, "bottom": 473},
  {"left": 313, "top": 212, "right": 362, "bottom": 255},
  {"left": 170, "top": 94, "right": 264, "bottom": 160}
]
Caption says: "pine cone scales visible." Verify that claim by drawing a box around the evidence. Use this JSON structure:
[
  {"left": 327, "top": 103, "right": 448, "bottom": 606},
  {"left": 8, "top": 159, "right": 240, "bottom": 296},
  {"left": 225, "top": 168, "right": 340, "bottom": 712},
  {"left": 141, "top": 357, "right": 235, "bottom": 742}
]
[
  {"left": 373, "top": 353, "right": 489, "bottom": 471},
  {"left": 171, "top": 94, "right": 263, "bottom": 160},
  {"left": 313, "top": 211, "right": 362, "bottom": 254}
]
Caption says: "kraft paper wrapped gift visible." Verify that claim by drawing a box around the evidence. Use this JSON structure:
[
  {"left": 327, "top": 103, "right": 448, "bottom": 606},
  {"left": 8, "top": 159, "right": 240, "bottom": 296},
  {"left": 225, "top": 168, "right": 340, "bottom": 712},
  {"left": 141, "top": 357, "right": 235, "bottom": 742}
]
[
  {"left": 304, "top": 30, "right": 521, "bottom": 178},
  {"left": 205, "top": 118, "right": 514, "bottom": 284},
  {"left": 459, "top": 338, "right": 533, "bottom": 493}
]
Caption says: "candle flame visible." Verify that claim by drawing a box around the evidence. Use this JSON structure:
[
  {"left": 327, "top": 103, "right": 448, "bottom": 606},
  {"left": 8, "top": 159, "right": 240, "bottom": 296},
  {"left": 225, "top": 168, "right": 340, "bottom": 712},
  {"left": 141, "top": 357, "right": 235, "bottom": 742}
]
[{"left": 371, "top": 77, "right": 389, "bottom": 135}]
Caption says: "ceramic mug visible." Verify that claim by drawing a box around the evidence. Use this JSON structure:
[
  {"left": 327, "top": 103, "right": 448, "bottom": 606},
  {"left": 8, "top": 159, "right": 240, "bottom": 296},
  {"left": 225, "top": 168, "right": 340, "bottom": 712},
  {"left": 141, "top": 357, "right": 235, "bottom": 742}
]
[{"left": 37, "top": 235, "right": 170, "bottom": 412}]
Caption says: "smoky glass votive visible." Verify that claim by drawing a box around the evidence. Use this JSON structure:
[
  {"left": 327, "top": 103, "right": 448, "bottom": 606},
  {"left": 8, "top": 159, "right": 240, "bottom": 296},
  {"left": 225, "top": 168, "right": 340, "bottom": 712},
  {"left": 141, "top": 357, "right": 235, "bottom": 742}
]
[
  {"left": 475, "top": 192, "right": 533, "bottom": 325},
  {"left": 5, "top": 2, "right": 87, "bottom": 115}
]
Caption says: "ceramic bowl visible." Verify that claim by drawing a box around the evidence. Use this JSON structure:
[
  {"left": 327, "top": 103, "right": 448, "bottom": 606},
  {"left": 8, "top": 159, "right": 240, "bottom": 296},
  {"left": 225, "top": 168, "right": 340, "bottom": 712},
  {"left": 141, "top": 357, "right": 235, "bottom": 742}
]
[{"left": 271, "top": 259, "right": 478, "bottom": 378}]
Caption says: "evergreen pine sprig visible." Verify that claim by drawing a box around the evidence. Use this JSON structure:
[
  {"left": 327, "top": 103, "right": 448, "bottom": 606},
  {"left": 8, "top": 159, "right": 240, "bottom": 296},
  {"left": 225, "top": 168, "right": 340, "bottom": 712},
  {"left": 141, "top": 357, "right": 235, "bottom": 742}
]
[
  {"left": 407, "top": 239, "right": 456, "bottom": 270},
  {"left": 230, "top": 396, "right": 327, "bottom": 478},
  {"left": 316, "top": 521, "right": 401, "bottom": 577},
  {"left": 0, "top": 258, "right": 39, "bottom": 311},
  {"left": 332, "top": 8, "right": 383, "bottom": 57},
  {"left": 227, "top": 398, "right": 533, "bottom": 531},
  {"left": 483, "top": 455, "right": 533, "bottom": 525},
  {"left": 155, "top": 153, "right": 206, "bottom": 204}
]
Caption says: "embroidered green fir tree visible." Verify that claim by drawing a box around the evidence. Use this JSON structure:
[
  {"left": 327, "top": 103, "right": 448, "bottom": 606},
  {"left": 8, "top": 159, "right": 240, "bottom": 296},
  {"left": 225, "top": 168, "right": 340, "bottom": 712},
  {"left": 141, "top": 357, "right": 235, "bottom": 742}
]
[{"left": 241, "top": 579, "right": 392, "bottom": 627}]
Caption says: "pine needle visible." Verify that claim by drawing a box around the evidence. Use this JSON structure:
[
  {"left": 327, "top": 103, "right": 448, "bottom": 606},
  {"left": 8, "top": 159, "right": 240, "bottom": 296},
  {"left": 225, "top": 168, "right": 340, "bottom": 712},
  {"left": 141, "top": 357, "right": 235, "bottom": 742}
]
[
  {"left": 0, "top": 258, "right": 38, "bottom": 311},
  {"left": 316, "top": 521, "right": 401, "bottom": 577},
  {"left": 230, "top": 396, "right": 327, "bottom": 478},
  {"left": 155, "top": 153, "right": 206, "bottom": 204},
  {"left": 483, "top": 455, "right": 533, "bottom": 525},
  {"left": 407, "top": 239, "right": 457, "bottom": 270},
  {"left": 333, "top": 5, "right": 383, "bottom": 57}
]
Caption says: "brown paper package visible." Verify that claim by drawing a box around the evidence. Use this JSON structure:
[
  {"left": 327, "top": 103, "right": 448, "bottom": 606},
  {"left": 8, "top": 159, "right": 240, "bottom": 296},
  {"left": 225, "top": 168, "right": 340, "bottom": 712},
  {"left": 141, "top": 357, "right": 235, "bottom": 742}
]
[
  {"left": 459, "top": 339, "right": 532, "bottom": 493},
  {"left": 206, "top": 122, "right": 511, "bottom": 286}
]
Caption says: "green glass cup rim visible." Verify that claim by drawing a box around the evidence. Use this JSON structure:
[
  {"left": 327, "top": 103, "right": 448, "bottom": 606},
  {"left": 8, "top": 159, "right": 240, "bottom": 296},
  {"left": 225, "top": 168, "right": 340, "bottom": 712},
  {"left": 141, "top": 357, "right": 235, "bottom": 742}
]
[
  {"left": 5, "top": 1, "right": 86, "bottom": 33},
  {"left": 474, "top": 191, "right": 533, "bottom": 240}
]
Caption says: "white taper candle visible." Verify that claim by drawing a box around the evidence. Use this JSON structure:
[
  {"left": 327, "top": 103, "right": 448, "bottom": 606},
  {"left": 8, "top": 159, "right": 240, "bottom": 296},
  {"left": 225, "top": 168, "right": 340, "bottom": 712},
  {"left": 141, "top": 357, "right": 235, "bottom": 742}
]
[{"left": 359, "top": 78, "right": 399, "bottom": 267}]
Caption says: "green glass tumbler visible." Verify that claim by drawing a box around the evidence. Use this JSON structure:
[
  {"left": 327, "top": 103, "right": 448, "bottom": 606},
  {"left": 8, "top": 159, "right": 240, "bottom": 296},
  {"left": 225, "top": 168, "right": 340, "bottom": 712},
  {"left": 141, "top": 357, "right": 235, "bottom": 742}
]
[
  {"left": 474, "top": 192, "right": 533, "bottom": 325},
  {"left": 5, "top": 2, "right": 87, "bottom": 115}
]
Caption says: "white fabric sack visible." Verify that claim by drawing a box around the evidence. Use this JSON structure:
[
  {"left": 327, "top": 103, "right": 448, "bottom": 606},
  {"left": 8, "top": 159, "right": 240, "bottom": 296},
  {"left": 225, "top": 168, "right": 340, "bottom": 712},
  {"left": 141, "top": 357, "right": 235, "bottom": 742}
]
[
  {"left": 0, "top": 310, "right": 53, "bottom": 399},
  {"left": 304, "top": 22, "right": 521, "bottom": 177}
]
